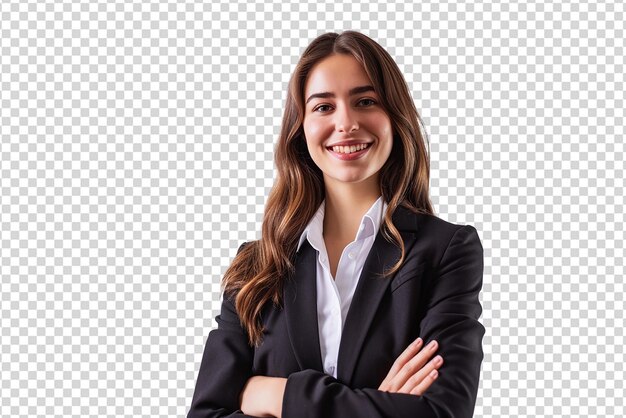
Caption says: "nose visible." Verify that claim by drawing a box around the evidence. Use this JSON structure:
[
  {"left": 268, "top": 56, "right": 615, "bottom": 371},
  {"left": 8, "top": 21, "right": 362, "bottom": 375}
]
[{"left": 335, "top": 103, "right": 359, "bottom": 133}]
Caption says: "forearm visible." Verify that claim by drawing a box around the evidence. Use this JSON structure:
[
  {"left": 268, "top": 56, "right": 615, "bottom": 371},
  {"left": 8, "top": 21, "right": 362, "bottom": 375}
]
[
  {"left": 281, "top": 369, "right": 442, "bottom": 418},
  {"left": 271, "top": 379, "right": 287, "bottom": 418},
  {"left": 240, "top": 376, "right": 287, "bottom": 418}
]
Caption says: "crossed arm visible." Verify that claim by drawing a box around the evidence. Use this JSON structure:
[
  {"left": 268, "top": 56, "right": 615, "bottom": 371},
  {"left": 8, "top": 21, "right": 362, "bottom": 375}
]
[
  {"left": 188, "top": 225, "right": 485, "bottom": 418},
  {"left": 239, "top": 336, "right": 444, "bottom": 417}
]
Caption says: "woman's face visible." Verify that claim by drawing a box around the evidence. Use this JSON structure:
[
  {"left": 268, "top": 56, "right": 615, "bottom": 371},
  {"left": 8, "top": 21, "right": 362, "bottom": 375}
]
[{"left": 302, "top": 54, "right": 393, "bottom": 190}]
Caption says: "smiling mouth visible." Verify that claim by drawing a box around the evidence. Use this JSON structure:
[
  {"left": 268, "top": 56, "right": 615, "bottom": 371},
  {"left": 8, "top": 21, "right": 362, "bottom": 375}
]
[{"left": 326, "top": 143, "right": 372, "bottom": 154}]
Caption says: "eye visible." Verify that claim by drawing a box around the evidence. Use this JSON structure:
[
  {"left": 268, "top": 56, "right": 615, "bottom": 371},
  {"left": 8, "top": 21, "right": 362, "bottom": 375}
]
[
  {"left": 313, "top": 104, "right": 332, "bottom": 113},
  {"left": 313, "top": 98, "right": 376, "bottom": 113},
  {"left": 358, "top": 98, "right": 377, "bottom": 106}
]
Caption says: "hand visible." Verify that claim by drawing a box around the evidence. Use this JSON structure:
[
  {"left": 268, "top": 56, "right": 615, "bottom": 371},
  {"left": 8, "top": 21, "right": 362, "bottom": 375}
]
[
  {"left": 378, "top": 338, "right": 443, "bottom": 395},
  {"left": 239, "top": 375, "right": 287, "bottom": 418}
]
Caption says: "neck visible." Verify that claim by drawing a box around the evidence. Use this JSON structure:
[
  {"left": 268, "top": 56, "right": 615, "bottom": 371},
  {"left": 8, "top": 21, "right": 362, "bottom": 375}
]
[{"left": 322, "top": 177, "right": 381, "bottom": 240}]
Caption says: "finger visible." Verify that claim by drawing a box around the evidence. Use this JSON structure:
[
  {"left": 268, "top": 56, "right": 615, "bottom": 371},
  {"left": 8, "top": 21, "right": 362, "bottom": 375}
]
[
  {"left": 378, "top": 337, "right": 423, "bottom": 390},
  {"left": 390, "top": 337, "right": 424, "bottom": 375},
  {"left": 392, "top": 340, "right": 438, "bottom": 390},
  {"left": 399, "top": 354, "right": 443, "bottom": 394},
  {"left": 383, "top": 340, "right": 438, "bottom": 393},
  {"left": 409, "top": 368, "right": 439, "bottom": 396}
]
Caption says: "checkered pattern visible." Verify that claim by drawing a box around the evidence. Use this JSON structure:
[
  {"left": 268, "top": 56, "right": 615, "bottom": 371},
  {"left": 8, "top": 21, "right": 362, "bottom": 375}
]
[{"left": 1, "top": 1, "right": 624, "bottom": 417}]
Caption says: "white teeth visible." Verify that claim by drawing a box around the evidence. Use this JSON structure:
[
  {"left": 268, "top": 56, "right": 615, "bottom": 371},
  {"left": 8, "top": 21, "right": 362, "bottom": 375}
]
[{"left": 330, "top": 143, "right": 369, "bottom": 154}]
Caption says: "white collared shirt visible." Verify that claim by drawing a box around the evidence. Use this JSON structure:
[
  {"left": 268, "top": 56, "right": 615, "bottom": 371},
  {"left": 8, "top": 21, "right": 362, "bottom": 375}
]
[{"left": 296, "top": 195, "right": 388, "bottom": 378}]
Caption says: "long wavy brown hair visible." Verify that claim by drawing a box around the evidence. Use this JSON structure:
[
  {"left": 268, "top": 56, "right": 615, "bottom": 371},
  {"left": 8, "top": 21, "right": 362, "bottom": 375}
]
[{"left": 222, "top": 30, "right": 434, "bottom": 347}]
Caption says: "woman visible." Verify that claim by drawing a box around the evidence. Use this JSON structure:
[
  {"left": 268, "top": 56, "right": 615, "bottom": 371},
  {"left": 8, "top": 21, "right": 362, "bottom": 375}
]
[{"left": 188, "top": 30, "right": 485, "bottom": 418}]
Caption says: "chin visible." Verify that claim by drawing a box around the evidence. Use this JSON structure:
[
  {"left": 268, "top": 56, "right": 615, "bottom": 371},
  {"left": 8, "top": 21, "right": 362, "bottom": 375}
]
[{"left": 325, "top": 172, "right": 378, "bottom": 185}]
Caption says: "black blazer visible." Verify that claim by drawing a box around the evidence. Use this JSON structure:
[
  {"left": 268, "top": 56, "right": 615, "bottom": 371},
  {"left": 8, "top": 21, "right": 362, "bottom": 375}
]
[{"left": 188, "top": 205, "right": 485, "bottom": 418}]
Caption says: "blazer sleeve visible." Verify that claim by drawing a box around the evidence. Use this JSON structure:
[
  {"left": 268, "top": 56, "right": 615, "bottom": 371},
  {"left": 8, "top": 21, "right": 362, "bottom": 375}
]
[
  {"left": 281, "top": 225, "right": 486, "bottom": 418},
  {"left": 187, "top": 242, "right": 258, "bottom": 418}
]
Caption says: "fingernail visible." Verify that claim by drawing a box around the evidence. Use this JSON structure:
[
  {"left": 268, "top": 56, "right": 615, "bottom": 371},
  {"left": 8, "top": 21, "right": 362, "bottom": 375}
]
[
  {"left": 413, "top": 337, "right": 422, "bottom": 346},
  {"left": 430, "top": 369, "right": 438, "bottom": 379},
  {"left": 429, "top": 340, "right": 437, "bottom": 349},
  {"left": 434, "top": 355, "right": 443, "bottom": 364}
]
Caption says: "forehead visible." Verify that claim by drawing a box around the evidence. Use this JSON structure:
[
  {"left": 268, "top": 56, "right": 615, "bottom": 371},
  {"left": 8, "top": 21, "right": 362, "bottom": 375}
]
[{"left": 304, "top": 54, "right": 373, "bottom": 95}]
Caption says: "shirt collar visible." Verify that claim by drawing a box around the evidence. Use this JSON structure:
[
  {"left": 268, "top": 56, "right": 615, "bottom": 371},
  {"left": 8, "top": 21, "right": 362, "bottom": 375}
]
[{"left": 297, "top": 195, "right": 388, "bottom": 252}]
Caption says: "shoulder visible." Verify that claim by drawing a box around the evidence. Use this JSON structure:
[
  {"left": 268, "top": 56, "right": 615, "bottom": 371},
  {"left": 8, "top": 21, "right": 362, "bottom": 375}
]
[
  {"left": 418, "top": 213, "right": 479, "bottom": 237},
  {"left": 394, "top": 206, "right": 481, "bottom": 251},
  {"left": 394, "top": 204, "right": 478, "bottom": 236},
  {"left": 421, "top": 214, "right": 483, "bottom": 262}
]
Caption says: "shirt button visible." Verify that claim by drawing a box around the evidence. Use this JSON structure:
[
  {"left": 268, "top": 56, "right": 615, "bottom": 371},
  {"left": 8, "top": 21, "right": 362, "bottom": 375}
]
[{"left": 348, "top": 252, "right": 355, "bottom": 259}]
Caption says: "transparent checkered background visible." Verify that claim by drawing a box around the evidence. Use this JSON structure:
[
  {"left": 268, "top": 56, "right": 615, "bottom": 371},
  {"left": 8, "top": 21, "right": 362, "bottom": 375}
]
[{"left": 1, "top": 1, "right": 624, "bottom": 417}]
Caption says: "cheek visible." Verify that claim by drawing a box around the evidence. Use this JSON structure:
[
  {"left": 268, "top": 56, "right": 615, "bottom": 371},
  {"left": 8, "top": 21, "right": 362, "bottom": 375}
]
[
  {"left": 302, "top": 120, "right": 320, "bottom": 155},
  {"left": 373, "top": 115, "right": 393, "bottom": 145},
  {"left": 376, "top": 117, "right": 394, "bottom": 156},
  {"left": 378, "top": 115, "right": 393, "bottom": 136},
  {"left": 303, "top": 118, "right": 323, "bottom": 141}
]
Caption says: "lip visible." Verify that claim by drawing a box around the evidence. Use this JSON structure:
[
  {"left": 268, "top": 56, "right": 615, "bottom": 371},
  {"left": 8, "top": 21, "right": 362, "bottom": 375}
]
[{"left": 326, "top": 143, "right": 372, "bottom": 161}]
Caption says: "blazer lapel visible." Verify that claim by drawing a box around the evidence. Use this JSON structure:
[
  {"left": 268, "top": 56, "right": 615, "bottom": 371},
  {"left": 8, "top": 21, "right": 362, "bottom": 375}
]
[
  {"left": 337, "top": 205, "right": 420, "bottom": 384},
  {"left": 283, "top": 239, "right": 324, "bottom": 371}
]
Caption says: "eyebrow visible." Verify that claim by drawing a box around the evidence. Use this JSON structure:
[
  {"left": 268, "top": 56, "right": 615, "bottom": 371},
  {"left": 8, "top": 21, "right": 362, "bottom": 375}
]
[{"left": 305, "top": 85, "right": 376, "bottom": 105}]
